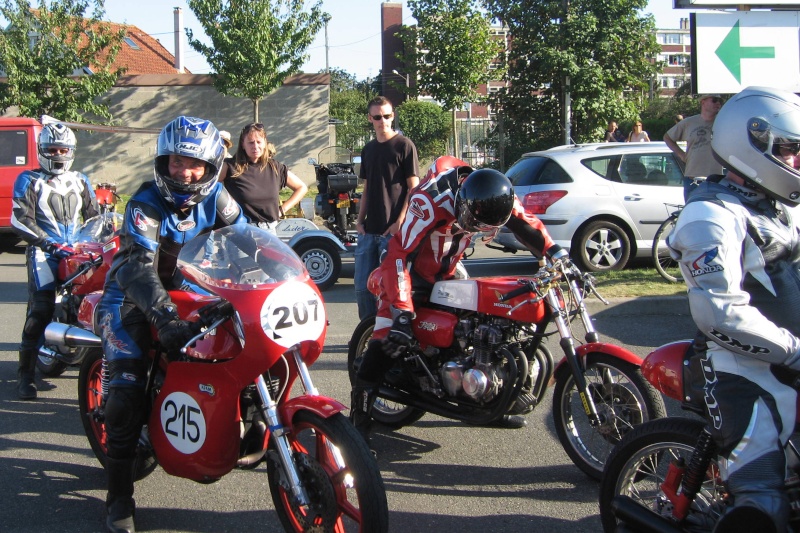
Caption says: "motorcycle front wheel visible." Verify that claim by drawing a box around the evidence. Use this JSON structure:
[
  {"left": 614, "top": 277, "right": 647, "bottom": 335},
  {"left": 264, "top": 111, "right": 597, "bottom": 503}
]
[
  {"left": 77, "top": 348, "right": 157, "bottom": 481},
  {"left": 599, "top": 417, "right": 725, "bottom": 533},
  {"left": 267, "top": 410, "right": 389, "bottom": 533},
  {"left": 347, "top": 317, "right": 425, "bottom": 428},
  {"left": 552, "top": 353, "right": 666, "bottom": 480}
]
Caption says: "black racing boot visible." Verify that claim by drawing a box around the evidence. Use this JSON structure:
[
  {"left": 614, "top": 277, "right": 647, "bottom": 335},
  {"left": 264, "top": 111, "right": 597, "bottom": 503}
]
[
  {"left": 17, "top": 349, "right": 37, "bottom": 400},
  {"left": 349, "top": 379, "right": 379, "bottom": 448},
  {"left": 490, "top": 415, "right": 528, "bottom": 429},
  {"left": 105, "top": 457, "right": 136, "bottom": 533}
]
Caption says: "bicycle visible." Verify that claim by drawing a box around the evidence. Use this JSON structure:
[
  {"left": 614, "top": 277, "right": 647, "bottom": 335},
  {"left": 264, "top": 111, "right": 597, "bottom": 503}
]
[{"left": 652, "top": 203, "right": 684, "bottom": 283}]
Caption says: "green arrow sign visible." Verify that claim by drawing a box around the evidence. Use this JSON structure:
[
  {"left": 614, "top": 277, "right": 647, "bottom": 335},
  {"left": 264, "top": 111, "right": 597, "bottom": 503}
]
[{"left": 715, "top": 20, "right": 775, "bottom": 82}]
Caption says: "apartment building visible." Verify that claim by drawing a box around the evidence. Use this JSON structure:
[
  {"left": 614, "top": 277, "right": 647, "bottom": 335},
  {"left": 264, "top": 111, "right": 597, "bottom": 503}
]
[{"left": 655, "top": 18, "right": 692, "bottom": 97}]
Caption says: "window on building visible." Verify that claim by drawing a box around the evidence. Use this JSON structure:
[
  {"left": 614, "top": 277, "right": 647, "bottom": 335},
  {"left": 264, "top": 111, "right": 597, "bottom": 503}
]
[
  {"left": 665, "top": 33, "right": 682, "bottom": 44},
  {"left": 124, "top": 36, "right": 140, "bottom": 50}
]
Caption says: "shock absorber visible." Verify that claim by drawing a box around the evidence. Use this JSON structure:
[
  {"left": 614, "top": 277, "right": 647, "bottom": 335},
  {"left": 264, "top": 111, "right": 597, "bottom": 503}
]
[{"left": 670, "top": 428, "right": 717, "bottom": 521}]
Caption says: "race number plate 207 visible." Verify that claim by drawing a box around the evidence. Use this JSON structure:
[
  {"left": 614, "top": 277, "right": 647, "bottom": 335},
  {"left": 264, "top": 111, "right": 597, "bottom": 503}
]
[{"left": 260, "top": 280, "right": 326, "bottom": 348}]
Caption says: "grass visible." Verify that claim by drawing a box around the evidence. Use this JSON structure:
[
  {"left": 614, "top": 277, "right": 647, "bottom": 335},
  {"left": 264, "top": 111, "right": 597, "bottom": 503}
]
[{"left": 589, "top": 266, "right": 687, "bottom": 298}]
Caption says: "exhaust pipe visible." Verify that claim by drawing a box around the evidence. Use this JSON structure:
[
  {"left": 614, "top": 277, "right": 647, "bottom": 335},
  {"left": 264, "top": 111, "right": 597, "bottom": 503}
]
[
  {"left": 44, "top": 322, "right": 101, "bottom": 349},
  {"left": 611, "top": 496, "right": 685, "bottom": 533}
]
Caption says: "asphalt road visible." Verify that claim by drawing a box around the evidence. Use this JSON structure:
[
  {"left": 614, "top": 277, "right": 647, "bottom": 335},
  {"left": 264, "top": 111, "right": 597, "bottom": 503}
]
[{"left": 0, "top": 240, "right": 697, "bottom": 533}]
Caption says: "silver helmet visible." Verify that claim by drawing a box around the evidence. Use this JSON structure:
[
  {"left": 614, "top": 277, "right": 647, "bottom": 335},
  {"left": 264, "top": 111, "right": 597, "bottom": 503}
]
[
  {"left": 154, "top": 116, "right": 225, "bottom": 209},
  {"left": 711, "top": 86, "right": 800, "bottom": 206},
  {"left": 37, "top": 123, "right": 77, "bottom": 175}
]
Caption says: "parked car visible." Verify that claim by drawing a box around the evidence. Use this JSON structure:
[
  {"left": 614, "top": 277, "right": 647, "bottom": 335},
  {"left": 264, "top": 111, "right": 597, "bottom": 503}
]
[{"left": 491, "top": 142, "right": 685, "bottom": 271}]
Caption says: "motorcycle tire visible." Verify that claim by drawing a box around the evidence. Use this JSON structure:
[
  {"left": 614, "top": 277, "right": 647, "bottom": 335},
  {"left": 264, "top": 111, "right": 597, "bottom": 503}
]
[
  {"left": 599, "top": 417, "right": 725, "bottom": 533},
  {"left": 267, "top": 410, "right": 389, "bottom": 533},
  {"left": 293, "top": 238, "right": 342, "bottom": 292},
  {"left": 77, "top": 347, "right": 157, "bottom": 481},
  {"left": 36, "top": 347, "right": 68, "bottom": 377},
  {"left": 347, "top": 316, "right": 425, "bottom": 428},
  {"left": 552, "top": 353, "right": 667, "bottom": 480}
]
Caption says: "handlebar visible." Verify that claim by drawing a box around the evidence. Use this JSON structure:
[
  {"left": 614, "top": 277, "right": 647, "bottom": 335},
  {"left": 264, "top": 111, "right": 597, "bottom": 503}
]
[{"left": 180, "top": 299, "right": 235, "bottom": 356}]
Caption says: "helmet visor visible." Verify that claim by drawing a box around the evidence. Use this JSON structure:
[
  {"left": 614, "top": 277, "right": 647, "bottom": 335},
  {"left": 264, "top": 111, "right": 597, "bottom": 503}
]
[
  {"left": 40, "top": 145, "right": 75, "bottom": 163},
  {"left": 748, "top": 117, "right": 800, "bottom": 161}
]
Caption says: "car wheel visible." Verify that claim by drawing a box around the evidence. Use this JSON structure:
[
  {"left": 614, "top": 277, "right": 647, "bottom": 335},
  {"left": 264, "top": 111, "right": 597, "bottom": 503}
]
[{"left": 573, "top": 220, "right": 631, "bottom": 272}]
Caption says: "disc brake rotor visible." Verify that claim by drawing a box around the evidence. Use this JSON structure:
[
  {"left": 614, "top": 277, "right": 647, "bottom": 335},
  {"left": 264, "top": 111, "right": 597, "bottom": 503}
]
[{"left": 287, "top": 452, "right": 338, "bottom": 532}]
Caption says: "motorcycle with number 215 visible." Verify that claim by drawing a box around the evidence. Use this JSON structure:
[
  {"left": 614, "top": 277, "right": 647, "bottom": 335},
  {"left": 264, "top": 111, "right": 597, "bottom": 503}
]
[
  {"left": 348, "top": 257, "right": 666, "bottom": 480},
  {"left": 48, "top": 225, "right": 388, "bottom": 532}
]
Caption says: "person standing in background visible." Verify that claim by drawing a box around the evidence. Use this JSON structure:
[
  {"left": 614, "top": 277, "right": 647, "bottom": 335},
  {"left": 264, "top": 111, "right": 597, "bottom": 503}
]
[
  {"left": 604, "top": 121, "right": 620, "bottom": 142},
  {"left": 664, "top": 94, "right": 724, "bottom": 200},
  {"left": 11, "top": 123, "right": 98, "bottom": 400},
  {"left": 221, "top": 123, "right": 307, "bottom": 233},
  {"left": 627, "top": 121, "right": 650, "bottom": 142},
  {"left": 354, "top": 96, "right": 419, "bottom": 320}
]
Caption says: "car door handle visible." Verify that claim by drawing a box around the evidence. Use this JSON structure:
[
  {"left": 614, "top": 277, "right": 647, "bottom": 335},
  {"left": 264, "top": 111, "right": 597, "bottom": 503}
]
[{"left": 624, "top": 195, "right": 643, "bottom": 201}]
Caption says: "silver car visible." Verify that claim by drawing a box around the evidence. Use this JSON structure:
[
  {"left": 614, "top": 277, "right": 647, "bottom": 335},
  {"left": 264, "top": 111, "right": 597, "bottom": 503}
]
[{"left": 493, "top": 142, "right": 685, "bottom": 271}]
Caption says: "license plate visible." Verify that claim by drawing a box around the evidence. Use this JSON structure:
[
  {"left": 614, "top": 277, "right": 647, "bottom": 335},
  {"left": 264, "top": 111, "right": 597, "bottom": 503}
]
[{"left": 336, "top": 199, "right": 351, "bottom": 208}]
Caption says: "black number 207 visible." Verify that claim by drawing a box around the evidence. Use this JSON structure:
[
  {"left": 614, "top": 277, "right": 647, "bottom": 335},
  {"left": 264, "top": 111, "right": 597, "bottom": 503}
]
[{"left": 272, "top": 299, "right": 320, "bottom": 330}]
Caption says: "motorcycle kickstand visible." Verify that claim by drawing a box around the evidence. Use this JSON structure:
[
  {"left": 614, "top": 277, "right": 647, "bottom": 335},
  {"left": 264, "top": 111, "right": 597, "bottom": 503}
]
[{"left": 254, "top": 373, "right": 311, "bottom": 509}]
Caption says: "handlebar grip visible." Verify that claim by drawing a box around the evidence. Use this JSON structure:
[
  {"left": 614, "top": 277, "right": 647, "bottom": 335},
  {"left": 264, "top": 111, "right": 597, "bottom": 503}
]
[{"left": 499, "top": 283, "right": 533, "bottom": 302}]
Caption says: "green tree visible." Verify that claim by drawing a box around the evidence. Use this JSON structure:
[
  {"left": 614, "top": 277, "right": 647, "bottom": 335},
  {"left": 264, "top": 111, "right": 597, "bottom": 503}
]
[
  {"left": 329, "top": 88, "right": 374, "bottom": 151},
  {"left": 187, "top": 0, "right": 325, "bottom": 121},
  {"left": 397, "top": 99, "right": 450, "bottom": 164},
  {"left": 0, "top": 0, "right": 125, "bottom": 121},
  {"left": 398, "top": 0, "right": 501, "bottom": 155},
  {"left": 484, "top": 0, "right": 660, "bottom": 165}
]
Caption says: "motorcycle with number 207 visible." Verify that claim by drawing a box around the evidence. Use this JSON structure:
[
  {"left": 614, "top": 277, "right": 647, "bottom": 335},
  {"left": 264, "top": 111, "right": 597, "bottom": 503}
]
[
  {"left": 47, "top": 225, "right": 388, "bottom": 532},
  {"left": 348, "top": 258, "right": 667, "bottom": 480}
]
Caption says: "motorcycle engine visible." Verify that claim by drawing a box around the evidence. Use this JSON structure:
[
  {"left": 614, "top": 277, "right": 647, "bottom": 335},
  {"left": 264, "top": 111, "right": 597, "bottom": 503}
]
[{"left": 439, "top": 318, "right": 509, "bottom": 402}]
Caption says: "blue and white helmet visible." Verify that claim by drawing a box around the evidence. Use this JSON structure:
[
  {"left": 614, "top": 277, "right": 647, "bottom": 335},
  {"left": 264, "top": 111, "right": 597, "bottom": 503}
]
[
  {"left": 154, "top": 116, "right": 225, "bottom": 208},
  {"left": 38, "top": 123, "right": 77, "bottom": 175}
]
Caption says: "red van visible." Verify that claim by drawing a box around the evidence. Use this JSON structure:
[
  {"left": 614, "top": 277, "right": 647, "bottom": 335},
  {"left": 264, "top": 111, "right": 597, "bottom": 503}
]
[{"left": 0, "top": 118, "right": 42, "bottom": 234}]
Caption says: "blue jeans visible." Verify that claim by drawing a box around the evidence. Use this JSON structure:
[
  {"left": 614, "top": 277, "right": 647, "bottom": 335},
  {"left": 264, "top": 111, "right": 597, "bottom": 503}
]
[
  {"left": 683, "top": 177, "right": 702, "bottom": 202},
  {"left": 354, "top": 233, "right": 391, "bottom": 320}
]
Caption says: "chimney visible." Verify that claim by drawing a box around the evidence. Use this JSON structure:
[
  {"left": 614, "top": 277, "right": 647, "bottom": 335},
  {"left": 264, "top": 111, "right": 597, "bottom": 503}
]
[{"left": 174, "top": 7, "right": 184, "bottom": 73}]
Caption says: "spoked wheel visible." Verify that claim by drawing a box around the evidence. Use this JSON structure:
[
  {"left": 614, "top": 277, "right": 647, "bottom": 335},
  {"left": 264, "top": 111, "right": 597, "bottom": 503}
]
[
  {"left": 552, "top": 353, "right": 666, "bottom": 480},
  {"left": 267, "top": 410, "right": 389, "bottom": 533},
  {"left": 347, "top": 317, "right": 425, "bottom": 428},
  {"left": 652, "top": 215, "right": 683, "bottom": 283},
  {"left": 77, "top": 348, "right": 157, "bottom": 480},
  {"left": 599, "top": 418, "right": 726, "bottom": 533}
]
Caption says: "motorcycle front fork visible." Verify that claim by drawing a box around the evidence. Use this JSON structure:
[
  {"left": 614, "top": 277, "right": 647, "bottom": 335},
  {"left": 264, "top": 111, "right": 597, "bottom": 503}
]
[
  {"left": 255, "top": 347, "right": 349, "bottom": 508},
  {"left": 547, "top": 288, "right": 603, "bottom": 426}
]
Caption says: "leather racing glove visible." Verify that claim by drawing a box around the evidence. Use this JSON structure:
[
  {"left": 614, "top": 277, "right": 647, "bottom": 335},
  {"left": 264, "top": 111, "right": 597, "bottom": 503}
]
[
  {"left": 44, "top": 241, "right": 76, "bottom": 259},
  {"left": 151, "top": 304, "right": 195, "bottom": 357},
  {"left": 383, "top": 311, "right": 414, "bottom": 358}
]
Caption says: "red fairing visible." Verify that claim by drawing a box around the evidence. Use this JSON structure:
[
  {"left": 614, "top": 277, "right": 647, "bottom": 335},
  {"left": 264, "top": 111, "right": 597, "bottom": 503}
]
[
  {"left": 413, "top": 307, "right": 458, "bottom": 348},
  {"left": 77, "top": 292, "right": 103, "bottom": 329},
  {"left": 70, "top": 236, "right": 121, "bottom": 296},
  {"left": 640, "top": 340, "right": 692, "bottom": 402},
  {"left": 476, "top": 277, "right": 547, "bottom": 323}
]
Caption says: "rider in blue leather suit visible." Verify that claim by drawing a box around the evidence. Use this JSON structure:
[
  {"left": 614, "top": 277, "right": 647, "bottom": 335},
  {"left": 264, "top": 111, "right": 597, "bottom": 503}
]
[
  {"left": 98, "top": 116, "right": 245, "bottom": 533},
  {"left": 11, "top": 123, "right": 98, "bottom": 400}
]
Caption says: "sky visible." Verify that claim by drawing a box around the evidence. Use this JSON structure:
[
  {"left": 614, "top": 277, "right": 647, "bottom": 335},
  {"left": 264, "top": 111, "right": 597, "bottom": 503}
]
[{"left": 96, "top": 0, "right": 709, "bottom": 79}]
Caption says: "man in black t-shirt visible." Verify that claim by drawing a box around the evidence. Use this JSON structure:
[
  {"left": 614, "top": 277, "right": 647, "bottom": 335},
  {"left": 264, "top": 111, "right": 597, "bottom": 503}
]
[{"left": 354, "top": 96, "right": 419, "bottom": 319}]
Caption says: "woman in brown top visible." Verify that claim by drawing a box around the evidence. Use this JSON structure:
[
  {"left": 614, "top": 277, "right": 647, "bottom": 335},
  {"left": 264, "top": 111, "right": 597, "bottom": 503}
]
[{"left": 221, "top": 123, "right": 307, "bottom": 232}]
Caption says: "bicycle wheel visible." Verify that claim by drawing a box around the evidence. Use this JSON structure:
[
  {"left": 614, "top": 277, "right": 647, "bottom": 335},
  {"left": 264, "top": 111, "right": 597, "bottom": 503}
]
[{"left": 652, "top": 215, "right": 682, "bottom": 283}]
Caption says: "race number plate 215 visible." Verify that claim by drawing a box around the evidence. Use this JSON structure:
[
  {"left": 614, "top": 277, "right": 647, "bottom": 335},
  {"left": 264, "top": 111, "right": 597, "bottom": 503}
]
[{"left": 260, "top": 281, "right": 326, "bottom": 348}]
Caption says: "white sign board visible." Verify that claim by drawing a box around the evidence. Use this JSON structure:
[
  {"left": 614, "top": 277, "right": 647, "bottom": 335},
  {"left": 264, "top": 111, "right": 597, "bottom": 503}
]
[{"left": 693, "top": 11, "right": 800, "bottom": 93}]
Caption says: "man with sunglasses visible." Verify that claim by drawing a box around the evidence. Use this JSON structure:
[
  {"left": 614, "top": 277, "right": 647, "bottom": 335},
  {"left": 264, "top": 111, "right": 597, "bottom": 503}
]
[
  {"left": 664, "top": 93, "right": 725, "bottom": 201},
  {"left": 355, "top": 96, "right": 419, "bottom": 319}
]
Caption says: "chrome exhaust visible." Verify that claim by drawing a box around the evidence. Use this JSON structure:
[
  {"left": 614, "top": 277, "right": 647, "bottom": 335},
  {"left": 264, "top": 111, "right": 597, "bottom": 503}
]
[{"left": 44, "top": 322, "right": 102, "bottom": 348}]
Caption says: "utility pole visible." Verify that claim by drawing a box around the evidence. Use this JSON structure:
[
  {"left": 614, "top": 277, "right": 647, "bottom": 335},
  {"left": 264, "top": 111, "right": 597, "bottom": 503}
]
[{"left": 323, "top": 14, "right": 331, "bottom": 73}]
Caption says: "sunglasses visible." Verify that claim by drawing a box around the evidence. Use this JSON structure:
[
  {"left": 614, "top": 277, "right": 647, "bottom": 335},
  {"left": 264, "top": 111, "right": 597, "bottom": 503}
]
[
  {"left": 242, "top": 123, "right": 265, "bottom": 133},
  {"left": 704, "top": 97, "right": 722, "bottom": 104},
  {"left": 778, "top": 143, "right": 800, "bottom": 156},
  {"left": 370, "top": 113, "right": 393, "bottom": 121}
]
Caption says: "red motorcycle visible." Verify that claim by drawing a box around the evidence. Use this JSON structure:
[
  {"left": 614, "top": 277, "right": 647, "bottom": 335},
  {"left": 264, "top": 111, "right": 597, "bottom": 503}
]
[
  {"left": 36, "top": 197, "right": 123, "bottom": 376},
  {"left": 599, "top": 341, "right": 800, "bottom": 532},
  {"left": 348, "top": 258, "right": 666, "bottom": 480},
  {"left": 54, "top": 225, "right": 388, "bottom": 532}
]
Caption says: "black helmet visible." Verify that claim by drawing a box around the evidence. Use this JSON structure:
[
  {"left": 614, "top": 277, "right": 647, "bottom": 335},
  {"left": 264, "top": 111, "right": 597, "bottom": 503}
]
[
  {"left": 454, "top": 168, "right": 515, "bottom": 232},
  {"left": 153, "top": 116, "right": 225, "bottom": 209}
]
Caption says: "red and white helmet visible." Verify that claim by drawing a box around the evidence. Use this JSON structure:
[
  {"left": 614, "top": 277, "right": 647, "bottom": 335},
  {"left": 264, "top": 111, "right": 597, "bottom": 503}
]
[{"left": 423, "top": 156, "right": 473, "bottom": 184}]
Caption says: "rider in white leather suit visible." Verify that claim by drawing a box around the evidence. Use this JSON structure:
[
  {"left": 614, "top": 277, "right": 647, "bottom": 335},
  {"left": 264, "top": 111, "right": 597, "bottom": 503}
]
[{"left": 668, "top": 86, "right": 800, "bottom": 533}]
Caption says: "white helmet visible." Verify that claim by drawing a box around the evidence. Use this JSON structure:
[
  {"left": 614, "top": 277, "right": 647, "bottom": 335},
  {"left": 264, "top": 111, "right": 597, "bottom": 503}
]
[
  {"left": 38, "top": 123, "right": 77, "bottom": 175},
  {"left": 711, "top": 86, "right": 800, "bottom": 206}
]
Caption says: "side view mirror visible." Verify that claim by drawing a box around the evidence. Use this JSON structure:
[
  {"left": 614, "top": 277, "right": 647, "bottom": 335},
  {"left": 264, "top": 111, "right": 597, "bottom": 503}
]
[
  {"left": 308, "top": 157, "right": 318, "bottom": 166},
  {"left": 352, "top": 156, "right": 362, "bottom": 164}
]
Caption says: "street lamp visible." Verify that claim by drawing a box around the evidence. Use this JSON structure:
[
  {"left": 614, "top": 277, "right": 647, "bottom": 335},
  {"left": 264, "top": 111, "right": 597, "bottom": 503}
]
[{"left": 392, "top": 69, "right": 410, "bottom": 95}]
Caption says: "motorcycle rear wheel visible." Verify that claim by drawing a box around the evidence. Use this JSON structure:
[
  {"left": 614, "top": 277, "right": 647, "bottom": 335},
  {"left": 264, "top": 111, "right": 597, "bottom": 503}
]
[
  {"left": 552, "top": 353, "right": 666, "bottom": 480},
  {"left": 599, "top": 417, "right": 725, "bottom": 533},
  {"left": 77, "top": 348, "right": 157, "bottom": 481},
  {"left": 347, "top": 317, "right": 425, "bottom": 428},
  {"left": 267, "top": 410, "right": 389, "bottom": 533},
  {"left": 36, "top": 347, "right": 67, "bottom": 377}
]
